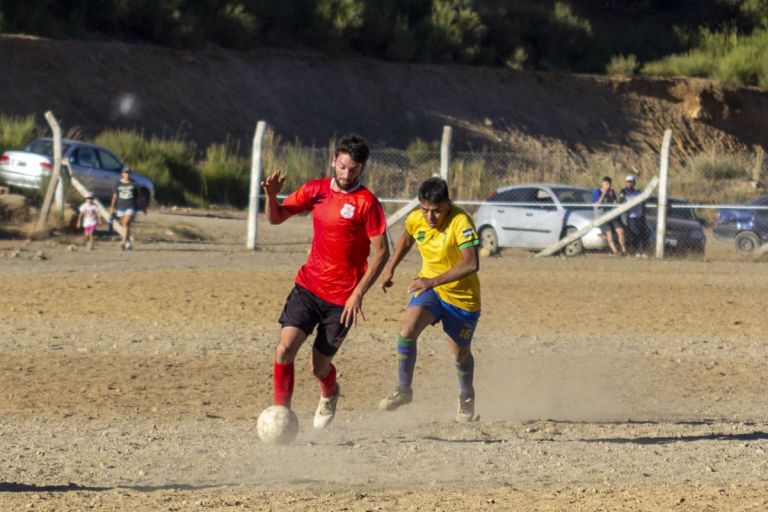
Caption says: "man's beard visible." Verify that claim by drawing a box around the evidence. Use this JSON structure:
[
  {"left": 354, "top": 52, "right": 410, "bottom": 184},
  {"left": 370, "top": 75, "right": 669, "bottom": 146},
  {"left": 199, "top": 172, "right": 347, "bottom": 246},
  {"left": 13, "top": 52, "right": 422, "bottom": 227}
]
[{"left": 333, "top": 171, "right": 359, "bottom": 191}]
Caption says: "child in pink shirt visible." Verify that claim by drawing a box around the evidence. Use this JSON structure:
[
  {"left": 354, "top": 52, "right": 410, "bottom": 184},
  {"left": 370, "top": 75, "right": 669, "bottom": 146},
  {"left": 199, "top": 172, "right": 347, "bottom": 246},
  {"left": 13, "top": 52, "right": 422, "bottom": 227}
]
[{"left": 77, "top": 193, "right": 101, "bottom": 250}]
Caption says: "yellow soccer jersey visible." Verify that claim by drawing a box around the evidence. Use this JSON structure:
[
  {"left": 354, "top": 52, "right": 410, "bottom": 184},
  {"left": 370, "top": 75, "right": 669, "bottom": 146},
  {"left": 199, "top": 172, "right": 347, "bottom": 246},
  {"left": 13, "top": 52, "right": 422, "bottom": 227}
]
[{"left": 405, "top": 206, "right": 481, "bottom": 311}]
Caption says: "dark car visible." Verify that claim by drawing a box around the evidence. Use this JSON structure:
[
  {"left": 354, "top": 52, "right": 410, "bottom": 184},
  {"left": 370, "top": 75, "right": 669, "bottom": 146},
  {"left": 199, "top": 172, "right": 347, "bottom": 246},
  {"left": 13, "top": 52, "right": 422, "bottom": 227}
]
[
  {"left": 644, "top": 197, "right": 707, "bottom": 255},
  {"left": 713, "top": 196, "right": 768, "bottom": 253}
]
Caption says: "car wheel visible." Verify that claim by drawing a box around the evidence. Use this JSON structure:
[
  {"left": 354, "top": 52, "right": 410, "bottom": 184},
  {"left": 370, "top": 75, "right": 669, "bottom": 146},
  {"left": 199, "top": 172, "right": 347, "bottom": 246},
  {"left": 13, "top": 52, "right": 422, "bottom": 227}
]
[
  {"left": 734, "top": 231, "right": 760, "bottom": 253},
  {"left": 562, "top": 227, "right": 583, "bottom": 257},
  {"left": 479, "top": 227, "right": 499, "bottom": 256}
]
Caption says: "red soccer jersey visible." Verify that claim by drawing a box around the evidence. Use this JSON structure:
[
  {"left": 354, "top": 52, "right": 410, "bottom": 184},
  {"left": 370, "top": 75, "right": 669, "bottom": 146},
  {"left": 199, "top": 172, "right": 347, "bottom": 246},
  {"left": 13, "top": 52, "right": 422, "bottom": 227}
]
[{"left": 282, "top": 178, "right": 386, "bottom": 305}]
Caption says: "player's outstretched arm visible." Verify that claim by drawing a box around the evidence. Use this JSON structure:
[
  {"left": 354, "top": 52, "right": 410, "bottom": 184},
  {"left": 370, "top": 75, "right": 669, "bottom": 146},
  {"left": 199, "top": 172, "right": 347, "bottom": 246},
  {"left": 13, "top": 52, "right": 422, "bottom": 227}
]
[
  {"left": 341, "top": 233, "right": 390, "bottom": 327},
  {"left": 261, "top": 171, "right": 292, "bottom": 225},
  {"left": 380, "top": 231, "right": 415, "bottom": 293},
  {"left": 407, "top": 245, "right": 479, "bottom": 295}
]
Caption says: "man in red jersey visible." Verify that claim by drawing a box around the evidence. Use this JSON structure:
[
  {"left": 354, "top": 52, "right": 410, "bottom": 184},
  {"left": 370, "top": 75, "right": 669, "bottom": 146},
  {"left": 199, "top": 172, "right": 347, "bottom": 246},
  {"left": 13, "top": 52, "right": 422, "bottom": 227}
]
[{"left": 261, "top": 134, "right": 389, "bottom": 430}]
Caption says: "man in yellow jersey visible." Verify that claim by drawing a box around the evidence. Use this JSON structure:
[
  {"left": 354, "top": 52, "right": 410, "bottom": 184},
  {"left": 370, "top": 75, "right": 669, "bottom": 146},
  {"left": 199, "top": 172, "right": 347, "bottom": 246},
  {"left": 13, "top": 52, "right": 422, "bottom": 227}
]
[{"left": 378, "top": 177, "right": 481, "bottom": 422}]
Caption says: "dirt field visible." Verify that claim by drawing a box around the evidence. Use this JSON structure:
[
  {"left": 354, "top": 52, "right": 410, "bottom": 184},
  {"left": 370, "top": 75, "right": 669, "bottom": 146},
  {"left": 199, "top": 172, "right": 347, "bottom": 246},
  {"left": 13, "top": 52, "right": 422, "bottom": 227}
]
[{"left": 1, "top": 211, "right": 768, "bottom": 511}]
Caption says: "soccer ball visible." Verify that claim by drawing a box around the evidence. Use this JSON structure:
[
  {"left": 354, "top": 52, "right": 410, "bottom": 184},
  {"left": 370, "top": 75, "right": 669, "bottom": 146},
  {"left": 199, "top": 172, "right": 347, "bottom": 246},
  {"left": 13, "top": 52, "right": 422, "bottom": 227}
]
[{"left": 257, "top": 405, "right": 299, "bottom": 445}]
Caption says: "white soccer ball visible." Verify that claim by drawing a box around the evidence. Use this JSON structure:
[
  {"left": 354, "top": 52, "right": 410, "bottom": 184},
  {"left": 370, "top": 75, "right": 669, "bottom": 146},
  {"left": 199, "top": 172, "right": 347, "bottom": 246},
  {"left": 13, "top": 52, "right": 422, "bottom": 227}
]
[{"left": 257, "top": 405, "right": 299, "bottom": 445}]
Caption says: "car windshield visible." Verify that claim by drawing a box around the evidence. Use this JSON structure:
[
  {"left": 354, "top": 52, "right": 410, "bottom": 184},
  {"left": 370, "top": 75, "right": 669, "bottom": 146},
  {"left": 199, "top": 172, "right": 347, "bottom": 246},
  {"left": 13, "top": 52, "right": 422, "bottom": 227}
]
[
  {"left": 553, "top": 188, "right": 592, "bottom": 210},
  {"left": 25, "top": 139, "right": 71, "bottom": 157}
]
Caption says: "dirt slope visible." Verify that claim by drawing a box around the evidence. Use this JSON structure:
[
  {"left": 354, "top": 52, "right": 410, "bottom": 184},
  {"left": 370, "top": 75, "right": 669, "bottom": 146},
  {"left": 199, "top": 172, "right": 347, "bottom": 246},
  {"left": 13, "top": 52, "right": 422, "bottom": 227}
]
[{"left": 1, "top": 33, "right": 768, "bottom": 159}]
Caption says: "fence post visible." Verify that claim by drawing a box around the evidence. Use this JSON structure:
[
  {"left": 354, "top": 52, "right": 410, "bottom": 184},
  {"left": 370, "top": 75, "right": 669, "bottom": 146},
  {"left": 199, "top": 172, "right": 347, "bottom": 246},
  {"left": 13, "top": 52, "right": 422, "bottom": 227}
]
[
  {"left": 35, "top": 111, "right": 63, "bottom": 234},
  {"left": 655, "top": 129, "right": 672, "bottom": 259},
  {"left": 440, "top": 125, "right": 452, "bottom": 182},
  {"left": 247, "top": 120, "right": 267, "bottom": 250}
]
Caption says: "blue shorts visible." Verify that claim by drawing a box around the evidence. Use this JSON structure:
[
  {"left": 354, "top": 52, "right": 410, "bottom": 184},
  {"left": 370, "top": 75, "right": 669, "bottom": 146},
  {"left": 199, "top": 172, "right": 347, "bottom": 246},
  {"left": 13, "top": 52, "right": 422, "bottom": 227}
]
[
  {"left": 408, "top": 289, "right": 480, "bottom": 346},
  {"left": 117, "top": 209, "right": 136, "bottom": 218}
]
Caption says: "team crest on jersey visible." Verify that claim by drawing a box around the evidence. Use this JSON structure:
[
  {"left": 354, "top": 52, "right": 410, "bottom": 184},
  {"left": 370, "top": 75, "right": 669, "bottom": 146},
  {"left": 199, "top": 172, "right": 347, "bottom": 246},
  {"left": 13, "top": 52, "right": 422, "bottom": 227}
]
[
  {"left": 416, "top": 230, "right": 426, "bottom": 242},
  {"left": 462, "top": 228, "right": 475, "bottom": 239},
  {"left": 340, "top": 203, "right": 356, "bottom": 219}
]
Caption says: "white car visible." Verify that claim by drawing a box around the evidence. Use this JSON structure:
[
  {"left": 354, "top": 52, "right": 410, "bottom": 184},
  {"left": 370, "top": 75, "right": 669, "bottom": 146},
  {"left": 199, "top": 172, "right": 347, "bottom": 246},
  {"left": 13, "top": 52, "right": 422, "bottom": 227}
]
[
  {"left": 474, "top": 184, "right": 606, "bottom": 256},
  {"left": 0, "top": 138, "right": 155, "bottom": 205}
]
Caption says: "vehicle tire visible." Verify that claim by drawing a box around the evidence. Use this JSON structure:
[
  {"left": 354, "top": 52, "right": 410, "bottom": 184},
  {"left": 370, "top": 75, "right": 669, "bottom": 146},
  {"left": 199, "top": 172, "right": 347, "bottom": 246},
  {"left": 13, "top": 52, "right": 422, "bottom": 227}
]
[
  {"left": 479, "top": 227, "right": 499, "bottom": 256},
  {"left": 561, "top": 227, "right": 584, "bottom": 257},
  {"left": 734, "top": 231, "right": 760, "bottom": 254}
]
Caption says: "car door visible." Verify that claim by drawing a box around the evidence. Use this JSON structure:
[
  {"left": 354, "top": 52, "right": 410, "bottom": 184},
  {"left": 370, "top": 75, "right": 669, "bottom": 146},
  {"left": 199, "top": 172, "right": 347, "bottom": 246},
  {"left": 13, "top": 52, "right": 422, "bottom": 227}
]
[
  {"left": 95, "top": 148, "right": 125, "bottom": 199},
  {"left": 514, "top": 187, "right": 564, "bottom": 248},
  {"left": 486, "top": 187, "right": 530, "bottom": 247},
  {"left": 68, "top": 147, "right": 101, "bottom": 194}
]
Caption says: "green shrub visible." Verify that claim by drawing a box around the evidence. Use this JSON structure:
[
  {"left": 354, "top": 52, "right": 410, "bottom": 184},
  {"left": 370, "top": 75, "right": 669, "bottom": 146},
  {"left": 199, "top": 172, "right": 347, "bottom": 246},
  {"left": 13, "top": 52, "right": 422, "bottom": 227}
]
[
  {"left": 505, "top": 47, "right": 528, "bottom": 70},
  {"left": 606, "top": 54, "right": 639, "bottom": 76},
  {"left": 0, "top": 114, "right": 41, "bottom": 156},
  {"left": 313, "top": 0, "right": 365, "bottom": 43},
  {"left": 643, "top": 28, "right": 768, "bottom": 87},
  {"left": 427, "top": 0, "right": 487, "bottom": 62},
  {"left": 199, "top": 143, "right": 249, "bottom": 208}
]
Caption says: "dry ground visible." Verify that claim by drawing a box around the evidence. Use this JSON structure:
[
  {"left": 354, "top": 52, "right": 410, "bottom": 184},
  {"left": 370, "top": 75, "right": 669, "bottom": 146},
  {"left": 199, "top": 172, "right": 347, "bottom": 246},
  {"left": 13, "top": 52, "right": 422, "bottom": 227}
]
[{"left": 1, "top": 211, "right": 767, "bottom": 510}]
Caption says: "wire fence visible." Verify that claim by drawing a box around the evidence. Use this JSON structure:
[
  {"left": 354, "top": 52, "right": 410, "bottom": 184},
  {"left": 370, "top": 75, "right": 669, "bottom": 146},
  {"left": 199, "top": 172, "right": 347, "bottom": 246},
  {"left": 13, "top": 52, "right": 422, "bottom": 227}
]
[{"left": 258, "top": 137, "right": 768, "bottom": 259}]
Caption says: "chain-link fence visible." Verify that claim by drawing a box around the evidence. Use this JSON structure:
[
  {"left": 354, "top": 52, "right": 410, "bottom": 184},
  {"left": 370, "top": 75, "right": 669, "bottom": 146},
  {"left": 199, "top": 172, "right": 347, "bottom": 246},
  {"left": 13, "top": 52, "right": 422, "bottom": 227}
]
[{"left": 257, "top": 135, "right": 768, "bottom": 260}]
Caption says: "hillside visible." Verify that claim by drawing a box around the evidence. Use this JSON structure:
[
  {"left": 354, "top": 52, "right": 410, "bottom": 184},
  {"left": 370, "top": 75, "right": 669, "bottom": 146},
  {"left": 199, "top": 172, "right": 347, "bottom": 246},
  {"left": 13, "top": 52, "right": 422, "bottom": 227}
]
[{"left": 2, "top": 34, "right": 768, "bottom": 165}]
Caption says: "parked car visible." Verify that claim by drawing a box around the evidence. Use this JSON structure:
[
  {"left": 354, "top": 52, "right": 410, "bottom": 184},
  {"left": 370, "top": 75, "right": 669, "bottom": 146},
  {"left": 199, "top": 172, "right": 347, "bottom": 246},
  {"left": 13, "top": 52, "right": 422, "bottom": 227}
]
[
  {"left": 0, "top": 138, "right": 155, "bottom": 205},
  {"left": 644, "top": 197, "right": 707, "bottom": 256},
  {"left": 474, "top": 184, "right": 706, "bottom": 256},
  {"left": 712, "top": 196, "right": 768, "bottom": 253},
  {"left": 474, "top": 184, "right": 607, "bottom": 256}
]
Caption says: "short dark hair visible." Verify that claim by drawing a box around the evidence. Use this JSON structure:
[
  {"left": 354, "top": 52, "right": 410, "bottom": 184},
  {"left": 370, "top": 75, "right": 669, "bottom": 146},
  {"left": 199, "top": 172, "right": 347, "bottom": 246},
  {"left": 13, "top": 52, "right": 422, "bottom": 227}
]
[
  {"left": 418, "top": 177, "right": 450, "bottom": 204},
  {"left": 335, "top": 134, "right": 370, "bottom": 166},
  {"left": 601, "top": 176, "right": 612, "bottom": 184}
]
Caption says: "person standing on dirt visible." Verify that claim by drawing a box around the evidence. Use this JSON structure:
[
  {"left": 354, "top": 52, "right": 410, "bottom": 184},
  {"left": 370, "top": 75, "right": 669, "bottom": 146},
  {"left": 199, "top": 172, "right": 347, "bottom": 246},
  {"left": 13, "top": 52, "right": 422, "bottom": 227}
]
[
  {"left": 592, "top": 176, "right": 627, "bottom": 255},
  {"left": 77, "top": 191, "right": 100, "bottom": 250},
  {"left": 378, "top": 177, "right": 481, "bottom": 423},
  {"left": 619, "top": 174, "right": 649, "bottom": 257},
  {"left": 261, "top": 134, "right": 389, "bottom": 430},
  {"left": 109, "top": 166, "right": 144, "bottom": 251}
]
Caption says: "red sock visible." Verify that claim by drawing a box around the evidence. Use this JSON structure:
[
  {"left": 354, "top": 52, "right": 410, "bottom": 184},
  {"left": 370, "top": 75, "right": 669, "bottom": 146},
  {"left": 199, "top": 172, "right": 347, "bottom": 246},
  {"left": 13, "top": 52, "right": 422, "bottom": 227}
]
[
  {"left": 273, "top": 361, "right": 294, "bottom": 407},
  {"left": 318, "top": 364, "right": 337, "bottom": 398}
]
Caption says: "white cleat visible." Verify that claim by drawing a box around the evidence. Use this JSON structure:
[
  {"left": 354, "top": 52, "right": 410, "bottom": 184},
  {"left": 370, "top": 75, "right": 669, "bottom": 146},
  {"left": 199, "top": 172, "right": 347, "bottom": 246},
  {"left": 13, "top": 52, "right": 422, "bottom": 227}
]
[{"left": 313, "top": 384, "right": 340, "bottom": 430}]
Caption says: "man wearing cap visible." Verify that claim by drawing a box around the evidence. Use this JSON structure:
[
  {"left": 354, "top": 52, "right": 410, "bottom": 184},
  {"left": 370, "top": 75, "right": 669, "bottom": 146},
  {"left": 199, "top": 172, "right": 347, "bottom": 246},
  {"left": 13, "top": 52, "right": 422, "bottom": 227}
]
[{"left": 620, "top": 175, "right": 649, "bottom": 257}]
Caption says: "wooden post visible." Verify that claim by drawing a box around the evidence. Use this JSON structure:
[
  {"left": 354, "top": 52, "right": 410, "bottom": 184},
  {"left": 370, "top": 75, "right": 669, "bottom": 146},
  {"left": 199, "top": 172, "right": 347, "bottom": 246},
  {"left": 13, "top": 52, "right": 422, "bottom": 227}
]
[
  {"left": 247, "top": 120, "right": 267, "bottom": 250},
  {"left": 48, "top": 112, "right": 64, "bottom": 219},
  {"left": 34, "top": 111, "right": 63, "bottom": 234},
  {"left": 655, "top": 129, "right": 672, "bottom": 259},
  {"left": 440, "top": 125, "right": 452, "bottom": 183}
]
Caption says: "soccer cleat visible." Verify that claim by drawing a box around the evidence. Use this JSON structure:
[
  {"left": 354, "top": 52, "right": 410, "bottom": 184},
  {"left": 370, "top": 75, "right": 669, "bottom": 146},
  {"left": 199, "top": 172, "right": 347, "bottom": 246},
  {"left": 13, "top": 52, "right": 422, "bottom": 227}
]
[
  {"left": 379, "top": 387, "right": 413, "bottom": 411},
  {"left": 313, "top": 383, "right": 340, "bottom": 430},
  {"left": 125, "top": 241, "right": 133, "bottom": 251},
  {"left": 455, "top": 395, "right": 475, "bottom": 423}
]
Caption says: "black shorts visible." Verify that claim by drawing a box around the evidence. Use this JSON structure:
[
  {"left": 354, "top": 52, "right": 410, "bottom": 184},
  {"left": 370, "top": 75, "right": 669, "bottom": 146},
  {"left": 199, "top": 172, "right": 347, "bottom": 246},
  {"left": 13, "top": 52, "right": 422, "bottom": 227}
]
[
  {"left": 599, "top": 218, "right": 623, "bottom": 234},
  {"left": 278, "top": 285, "right": 350, "bottom": 357}
]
